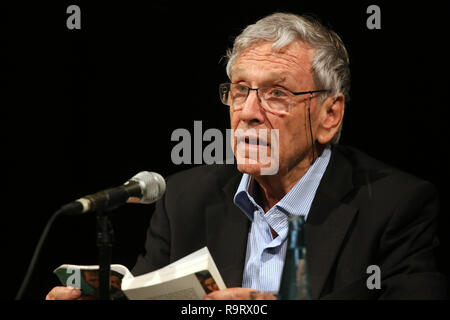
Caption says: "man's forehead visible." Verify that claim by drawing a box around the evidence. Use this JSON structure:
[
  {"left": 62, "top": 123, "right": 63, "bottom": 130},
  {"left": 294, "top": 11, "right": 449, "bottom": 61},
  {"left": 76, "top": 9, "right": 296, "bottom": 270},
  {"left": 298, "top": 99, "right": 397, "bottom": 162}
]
[
  {"left": 232, "top": 40, "right": 314, "bottom": 80},
  {"left": 232, "top": 66, "right": 287, "bottom": 81}
]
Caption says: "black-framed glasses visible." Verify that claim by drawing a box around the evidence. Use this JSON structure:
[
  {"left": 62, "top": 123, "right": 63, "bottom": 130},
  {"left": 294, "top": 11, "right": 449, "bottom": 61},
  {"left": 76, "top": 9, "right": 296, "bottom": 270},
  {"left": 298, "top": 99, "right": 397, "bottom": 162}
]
[{"left": 219, "top": 82, "right": 329, "bottom": 114}]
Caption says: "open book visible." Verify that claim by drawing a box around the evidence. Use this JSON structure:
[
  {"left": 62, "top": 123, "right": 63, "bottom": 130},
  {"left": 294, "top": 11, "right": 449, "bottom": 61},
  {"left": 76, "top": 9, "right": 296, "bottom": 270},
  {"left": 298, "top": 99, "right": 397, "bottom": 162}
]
[{"left": 53, "top": 247, "right": 226, "bottom": 300}]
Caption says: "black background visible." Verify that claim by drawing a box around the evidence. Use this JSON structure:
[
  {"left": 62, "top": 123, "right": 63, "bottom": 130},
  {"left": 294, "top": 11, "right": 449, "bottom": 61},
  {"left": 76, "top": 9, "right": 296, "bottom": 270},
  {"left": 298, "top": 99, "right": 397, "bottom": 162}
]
[{"left": 4, "top": 1, "right": 449, "bottom": 300}]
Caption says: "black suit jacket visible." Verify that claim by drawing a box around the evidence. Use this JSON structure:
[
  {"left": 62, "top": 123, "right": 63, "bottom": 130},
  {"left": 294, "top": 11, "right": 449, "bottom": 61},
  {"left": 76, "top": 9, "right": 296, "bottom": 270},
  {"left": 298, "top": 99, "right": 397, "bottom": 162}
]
[{"left": 132, "top": 145, "right": 446, "bottom": 299}]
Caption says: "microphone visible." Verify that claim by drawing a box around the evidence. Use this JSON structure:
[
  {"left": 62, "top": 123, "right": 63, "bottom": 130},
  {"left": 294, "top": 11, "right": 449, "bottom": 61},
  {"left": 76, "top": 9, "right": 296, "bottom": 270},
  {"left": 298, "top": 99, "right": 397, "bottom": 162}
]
[
  {"left": 59, "top": 171, "right": 166, "bottom": 215},
  {"left": 14, "top": 171, "right": 165, "bottom": 300}
]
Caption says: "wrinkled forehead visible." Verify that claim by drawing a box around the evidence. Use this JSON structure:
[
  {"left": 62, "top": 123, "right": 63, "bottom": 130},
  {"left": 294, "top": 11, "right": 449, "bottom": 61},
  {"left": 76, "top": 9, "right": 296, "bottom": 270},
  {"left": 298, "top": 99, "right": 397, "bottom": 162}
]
[{"left": 231, "top": 40, "right": 315, "bottom": 85}]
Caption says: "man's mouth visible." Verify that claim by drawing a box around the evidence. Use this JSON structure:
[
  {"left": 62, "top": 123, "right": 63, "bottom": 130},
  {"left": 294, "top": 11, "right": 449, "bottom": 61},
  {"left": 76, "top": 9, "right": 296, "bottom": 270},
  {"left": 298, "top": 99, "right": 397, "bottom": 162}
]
[{"left": 237, "top": 135, "right": 269, "bottom": 147}]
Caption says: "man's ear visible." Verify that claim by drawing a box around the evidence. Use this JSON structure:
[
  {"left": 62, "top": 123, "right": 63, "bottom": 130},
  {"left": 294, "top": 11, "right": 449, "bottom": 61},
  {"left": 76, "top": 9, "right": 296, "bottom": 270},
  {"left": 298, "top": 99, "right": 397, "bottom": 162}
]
[{"left": 316, "top": 93, "right": 345, "bottom": 145}]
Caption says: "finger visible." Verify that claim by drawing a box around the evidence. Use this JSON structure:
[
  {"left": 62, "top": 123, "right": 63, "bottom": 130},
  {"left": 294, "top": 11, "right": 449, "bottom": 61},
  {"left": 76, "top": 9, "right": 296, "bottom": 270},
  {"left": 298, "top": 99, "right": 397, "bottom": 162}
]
[
  {"left": 205, "top": 288, "right": 253, "bottom": 300},
  {"left": 46, "top": 286, "right": 79, "bottom": 300},
  {"left": 45, "top": 286, "right": 82, "bottom": 300},
  {"left": 204, "top": 290, "right": 232, "bottom": 300},
  {"left": 204, "top": 288, "right": 276, "bottom": 300},
  {"left": 250, "top": 291, "right": 277, "bottom": 300}
]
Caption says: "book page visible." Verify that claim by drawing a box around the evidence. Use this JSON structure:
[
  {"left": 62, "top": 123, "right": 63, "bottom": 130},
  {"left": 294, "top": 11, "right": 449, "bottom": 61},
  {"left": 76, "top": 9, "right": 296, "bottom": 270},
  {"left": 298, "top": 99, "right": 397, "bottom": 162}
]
[
  {"left": 122, "top": 248, "right": 211, "bottom": 290},
  {"left": 123, "top": 273, "right": 207, "bottom": 300}
]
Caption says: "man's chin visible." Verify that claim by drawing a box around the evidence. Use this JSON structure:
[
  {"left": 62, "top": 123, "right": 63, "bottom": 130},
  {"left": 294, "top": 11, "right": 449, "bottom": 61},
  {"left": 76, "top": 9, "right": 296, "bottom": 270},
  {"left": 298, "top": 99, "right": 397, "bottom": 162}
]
[
  {"left": 237, "top": 162, "right": 263, "bottom": 176},
  {"left": 236, "top": 162, "right": 278, "bottom": 176}
]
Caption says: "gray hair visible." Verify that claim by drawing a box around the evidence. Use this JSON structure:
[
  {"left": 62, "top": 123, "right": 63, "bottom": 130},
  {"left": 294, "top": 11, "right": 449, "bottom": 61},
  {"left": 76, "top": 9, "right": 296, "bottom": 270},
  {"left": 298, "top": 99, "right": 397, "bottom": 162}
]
[{"left": 225, "top": 12, "right": 350, "bottom": 143}]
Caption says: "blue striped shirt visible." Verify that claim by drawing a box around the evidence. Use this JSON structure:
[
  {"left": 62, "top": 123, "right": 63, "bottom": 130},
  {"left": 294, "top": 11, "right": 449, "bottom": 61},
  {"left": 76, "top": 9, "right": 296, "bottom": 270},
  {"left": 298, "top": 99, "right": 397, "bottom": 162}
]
[{"left": 233, "top": 147, "right": 331, "bottom": 293}]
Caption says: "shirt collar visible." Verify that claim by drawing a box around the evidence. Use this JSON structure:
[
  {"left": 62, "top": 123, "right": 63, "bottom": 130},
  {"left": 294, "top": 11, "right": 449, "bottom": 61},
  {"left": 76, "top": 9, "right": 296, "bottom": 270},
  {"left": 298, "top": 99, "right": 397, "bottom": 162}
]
[{"left": 233, "top": 146, "right": 332, "bottom": 221}]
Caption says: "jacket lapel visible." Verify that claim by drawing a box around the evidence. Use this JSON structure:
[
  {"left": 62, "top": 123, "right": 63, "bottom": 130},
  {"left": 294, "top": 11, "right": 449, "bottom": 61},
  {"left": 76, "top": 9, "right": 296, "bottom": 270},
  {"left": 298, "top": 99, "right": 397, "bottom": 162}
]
[
  {"left": 306, "top": 146, "right": 359, "bottom": 299},
  {"left": 205, "top": 170, "right": 250, "bottom": 288}
]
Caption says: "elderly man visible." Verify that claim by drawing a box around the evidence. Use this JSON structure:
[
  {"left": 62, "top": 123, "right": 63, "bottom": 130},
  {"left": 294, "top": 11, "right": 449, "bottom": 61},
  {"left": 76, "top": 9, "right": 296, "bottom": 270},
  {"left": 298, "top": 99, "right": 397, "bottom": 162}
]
[{"left": 47, "top": 12, "right": 445, "bottom": 300}]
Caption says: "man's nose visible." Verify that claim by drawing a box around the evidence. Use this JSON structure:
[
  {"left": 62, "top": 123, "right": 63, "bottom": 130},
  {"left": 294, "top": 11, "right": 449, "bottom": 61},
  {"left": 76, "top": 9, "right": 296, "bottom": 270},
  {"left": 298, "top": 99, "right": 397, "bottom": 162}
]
[{"left": 239, "top": 89, "right": 265, "bottom": 123}]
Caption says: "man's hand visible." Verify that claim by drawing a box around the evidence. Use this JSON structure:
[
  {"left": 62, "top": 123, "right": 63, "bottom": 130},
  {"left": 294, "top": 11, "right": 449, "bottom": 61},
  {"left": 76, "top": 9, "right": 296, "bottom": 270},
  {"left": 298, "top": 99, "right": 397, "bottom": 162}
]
[
  {"left": 45, "top": 286, "right": 82, "bottom": 300},
  {"left": 204, "top": 287, "right": 276, "bottom": 300}
]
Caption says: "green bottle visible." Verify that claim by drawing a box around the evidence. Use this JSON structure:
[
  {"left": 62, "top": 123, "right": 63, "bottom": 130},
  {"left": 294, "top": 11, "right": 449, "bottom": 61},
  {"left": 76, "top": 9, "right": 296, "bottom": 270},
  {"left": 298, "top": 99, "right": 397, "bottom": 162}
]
[{"left": 278, "top": 215, "right": 311, "bottom": 300}]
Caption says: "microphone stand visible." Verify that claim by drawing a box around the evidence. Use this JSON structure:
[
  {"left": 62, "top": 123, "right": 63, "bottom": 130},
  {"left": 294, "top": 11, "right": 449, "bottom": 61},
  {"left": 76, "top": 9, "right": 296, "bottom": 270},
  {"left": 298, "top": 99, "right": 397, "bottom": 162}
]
[{"left": 96, "top": 211, "right": 113, "bottom": 300}]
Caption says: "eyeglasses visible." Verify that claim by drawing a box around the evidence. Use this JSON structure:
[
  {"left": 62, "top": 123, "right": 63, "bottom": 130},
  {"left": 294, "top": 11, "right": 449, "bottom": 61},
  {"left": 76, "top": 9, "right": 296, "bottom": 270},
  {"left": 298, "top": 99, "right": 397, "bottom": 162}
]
[{"left": 219, "top": 82, "right": 329, "bottom": 114}]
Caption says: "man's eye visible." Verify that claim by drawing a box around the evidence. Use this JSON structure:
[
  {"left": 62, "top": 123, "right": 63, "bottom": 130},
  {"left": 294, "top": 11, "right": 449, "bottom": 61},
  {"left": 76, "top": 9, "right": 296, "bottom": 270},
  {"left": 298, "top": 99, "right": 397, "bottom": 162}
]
[
  {"left": 269, "top": 88, "right": 287, "bottom": 98},
  {"left": 237, "top": 85, "right": 247, "bottom": 93}
]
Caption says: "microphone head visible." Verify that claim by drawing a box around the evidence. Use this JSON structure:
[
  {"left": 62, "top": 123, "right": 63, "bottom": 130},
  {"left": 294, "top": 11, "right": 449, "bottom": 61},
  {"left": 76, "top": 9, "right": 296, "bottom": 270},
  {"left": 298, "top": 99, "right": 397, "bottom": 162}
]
[{"left": 129, "top": 171, "right": 166, "bottom": 204}]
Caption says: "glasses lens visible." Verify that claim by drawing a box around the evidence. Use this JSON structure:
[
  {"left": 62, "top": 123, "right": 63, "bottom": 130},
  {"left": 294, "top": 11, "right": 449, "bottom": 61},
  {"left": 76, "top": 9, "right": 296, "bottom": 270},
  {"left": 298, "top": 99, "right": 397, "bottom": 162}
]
[
  {"left": 229, "top": 83, "right": 248, "bottom": 107},
  {"left": 219, "top": 83, "right": 231, "bottom": 105},
  {"left": 260, "top": 87, "right": 291, "bottom": 113},
  {"left": 219, "top": 83, "right": 292, "bottom": 114}
]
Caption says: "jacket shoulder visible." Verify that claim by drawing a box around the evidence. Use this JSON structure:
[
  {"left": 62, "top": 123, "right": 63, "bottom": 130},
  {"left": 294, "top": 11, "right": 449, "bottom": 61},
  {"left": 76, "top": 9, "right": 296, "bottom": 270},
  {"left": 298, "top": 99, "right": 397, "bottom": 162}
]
[
  {"left": 163, "top": 164, "right": 241, "bottom": 203},
  {"left": 166, "top": 164, "right": 240, "bottom": 186},
  {"left": 333, "top": 145, "right": 434, "bottom": 189}
]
